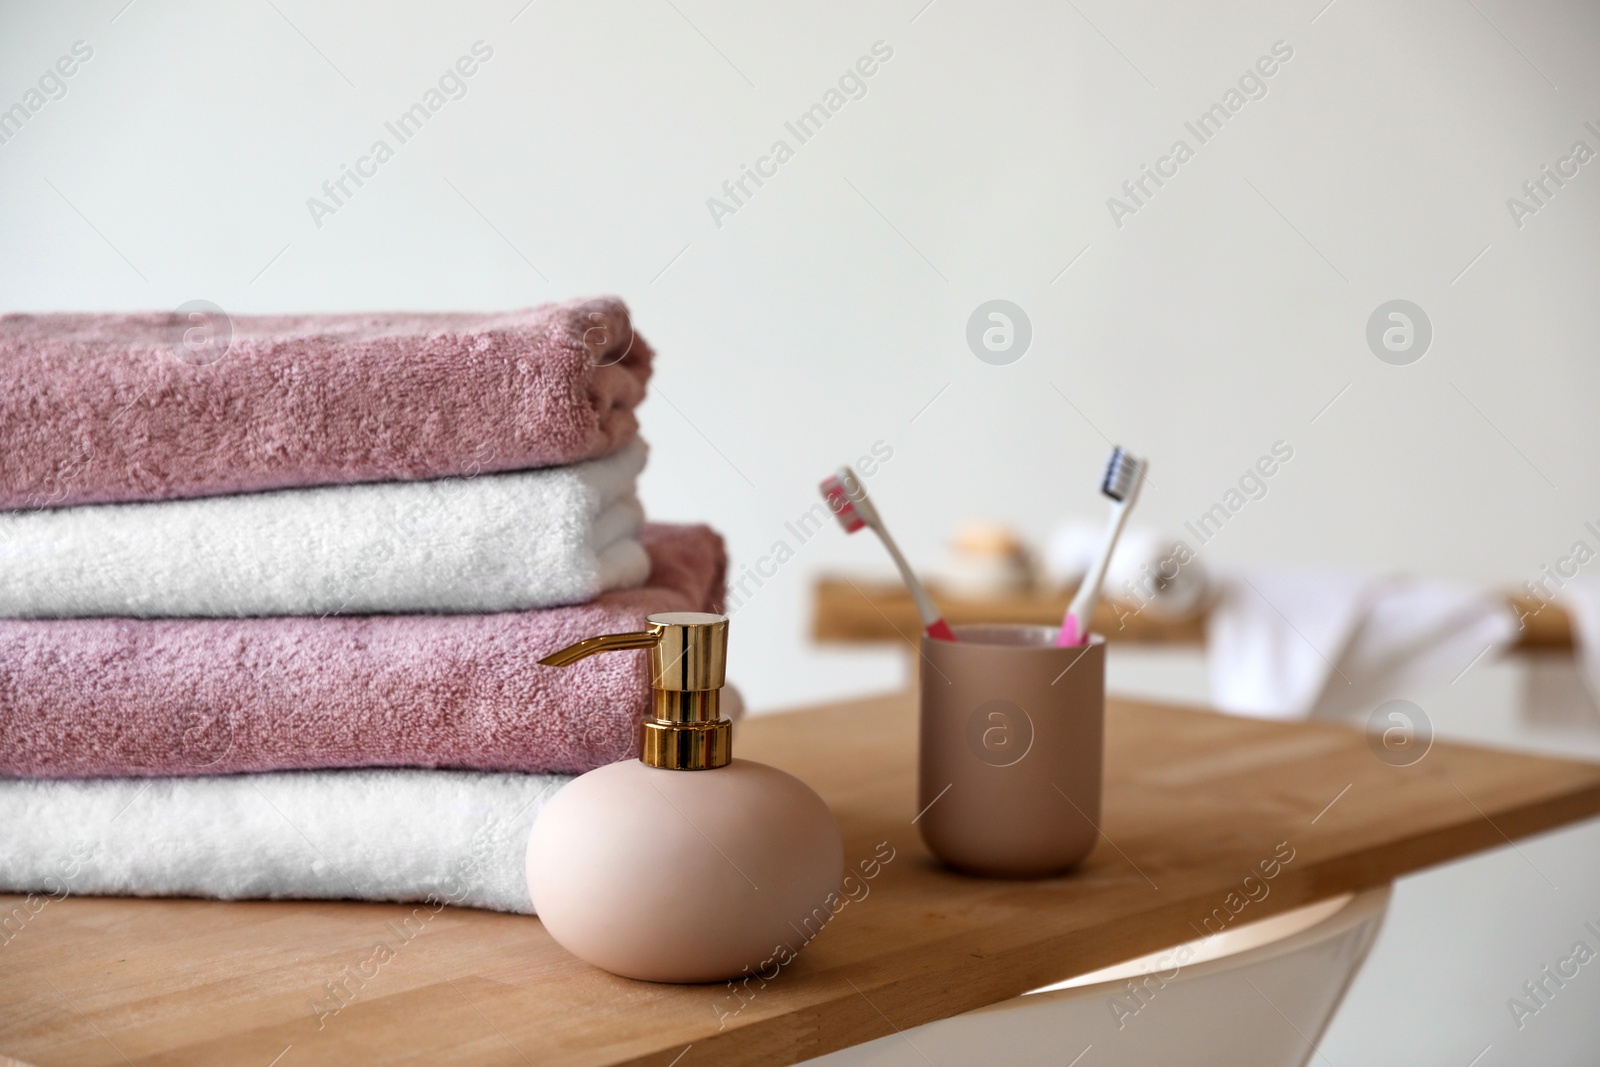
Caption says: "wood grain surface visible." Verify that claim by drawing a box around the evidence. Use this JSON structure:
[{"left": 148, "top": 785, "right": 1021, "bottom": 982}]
[
  {"left": 3, "top": 690, "right": 1599, "bottom": 1066},
  {"left": 811, "top": 575, "right": 1571, "bottom": 650}
]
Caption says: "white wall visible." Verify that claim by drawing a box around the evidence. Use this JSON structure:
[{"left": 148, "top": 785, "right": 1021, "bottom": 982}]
[{"left": 4, "top": 0, "right": 1597, "bottom": 711}]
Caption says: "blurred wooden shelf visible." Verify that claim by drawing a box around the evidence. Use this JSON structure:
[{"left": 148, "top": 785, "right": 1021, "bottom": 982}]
[{"left": 812, "top": 576, "right": 1573, "bottom": 651}]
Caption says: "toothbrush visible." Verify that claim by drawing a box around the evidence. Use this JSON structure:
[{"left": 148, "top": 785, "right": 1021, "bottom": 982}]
[
  {"left": 820, "top": 466, "right": 957, "bottom": 642},
  {"left": 1056, "top": 447, "right": 1147, "bottom": 647}
]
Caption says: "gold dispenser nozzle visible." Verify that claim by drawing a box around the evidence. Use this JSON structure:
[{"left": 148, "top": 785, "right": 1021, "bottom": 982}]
[{"left": 538, "top": 612, "right": 731, "bottom": 771}]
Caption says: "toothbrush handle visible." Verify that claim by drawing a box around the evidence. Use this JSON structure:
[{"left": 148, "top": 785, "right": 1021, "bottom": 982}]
[
  {"left": 874, "top": 526, "right": 945, "bottom": 634},
  {"left": 1062, "top": 503, "right": 1130, "bottom": 644}
]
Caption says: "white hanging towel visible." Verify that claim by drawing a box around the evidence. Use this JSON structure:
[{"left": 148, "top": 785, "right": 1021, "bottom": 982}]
[{"left": 1207, "top": 569, "right": 1517, "bottom": 720}]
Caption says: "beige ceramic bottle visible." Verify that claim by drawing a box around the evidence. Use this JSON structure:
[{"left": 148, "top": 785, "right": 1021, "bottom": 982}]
[{"left": 526, "top": 612, "right": 844, "bottom": 984}]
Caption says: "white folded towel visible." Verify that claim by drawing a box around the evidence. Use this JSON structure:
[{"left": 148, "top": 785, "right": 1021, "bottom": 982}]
[
  {"left": 0, "top": 769, "right": 568, "bottom": 915},
  {"left": 1559, "top": 580, "right": 1600, "bottom": 707},
  {"left": 1046, "top": 521, "right": 1210, "bottom": 622},
  {"left": 0, "top": 439, "right": 650, "bottom": 617},
  {"left": 1207, "top": 569, "right": 1518, "bottom": 720}
]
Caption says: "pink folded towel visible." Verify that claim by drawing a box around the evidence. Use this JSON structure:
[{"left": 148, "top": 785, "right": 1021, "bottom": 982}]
[
  {"left": 0, "top": 524, "right": 724, "bottom": 778},
  {"left": 0, "top": 296, "right": 650, "bottom": 509}
]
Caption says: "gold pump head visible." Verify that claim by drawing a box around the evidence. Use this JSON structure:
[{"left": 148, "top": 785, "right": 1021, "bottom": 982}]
[{"left": 538, "top": 612, "right": 730, "bottom": 771}]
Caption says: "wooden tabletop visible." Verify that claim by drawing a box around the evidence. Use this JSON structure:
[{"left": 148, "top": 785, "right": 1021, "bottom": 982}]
[
  {"left": 5, "top": 690, "right": 1600, "bottom": 1066},
  {"left": 811, "top": 575, "right": 1573, "bottom": 649}
]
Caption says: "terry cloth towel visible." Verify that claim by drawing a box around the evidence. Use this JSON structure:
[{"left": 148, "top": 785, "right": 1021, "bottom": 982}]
[
  {"left": 0, "top": 523, "right": 725, "bottom": 779},
  {"left": 1559, "top": 581, "right": 1600, "bottom": 708},
  {"left": 0, "top": 296, "right": 649, "bottom": 509},
  {"left": 0, "top": 439, "right": 650, "bottom": 618},
  {"left": 1207, "top": 569, "right": 1518, "bottom": 720},
  {"left": 1046, "top": 521, "right": 1210, "bottom": 623},
  {"left": 0, "top": 769, "right": 567, "bottom": 915}
]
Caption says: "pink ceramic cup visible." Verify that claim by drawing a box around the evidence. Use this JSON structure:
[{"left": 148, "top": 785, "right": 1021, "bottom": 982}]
[{"left": 917, "top": 625, "right": 1104, "bottom": 878}]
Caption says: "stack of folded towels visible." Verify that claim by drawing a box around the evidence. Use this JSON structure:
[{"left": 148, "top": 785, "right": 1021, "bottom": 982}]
[{"left": 0, "top": 296, "right": 726, "bottom": 914}]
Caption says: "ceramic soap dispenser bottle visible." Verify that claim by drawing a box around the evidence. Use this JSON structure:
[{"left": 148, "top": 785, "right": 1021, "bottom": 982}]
[{"left": 527, "top": 612, "right": 844, "bottom": 984}]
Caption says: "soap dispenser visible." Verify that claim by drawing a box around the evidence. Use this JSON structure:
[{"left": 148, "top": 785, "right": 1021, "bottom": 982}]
[{"left": 527, "top": 612, "right": 845, "bottom": 984}]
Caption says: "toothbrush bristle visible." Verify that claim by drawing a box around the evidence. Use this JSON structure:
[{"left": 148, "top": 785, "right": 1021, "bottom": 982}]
[
  {"left": 820, "top": 474, "right": 866, "bottom": 533},
  {"left": 1101, "top": 447, "right": 1143, "bottom": 502}
]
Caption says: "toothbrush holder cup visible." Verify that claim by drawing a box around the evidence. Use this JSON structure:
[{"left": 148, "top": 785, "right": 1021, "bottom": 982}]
[{"left": 917, "top": 626, "right": 1104, "bottom": 878}]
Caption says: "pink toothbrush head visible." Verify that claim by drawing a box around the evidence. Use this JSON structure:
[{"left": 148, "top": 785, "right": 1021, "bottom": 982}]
[
  {"left": 818, "top": 466, "right": 955, "bottom": 642},
  {"left": 820, "top": 471, "right": 867, "bottom": 533}
]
